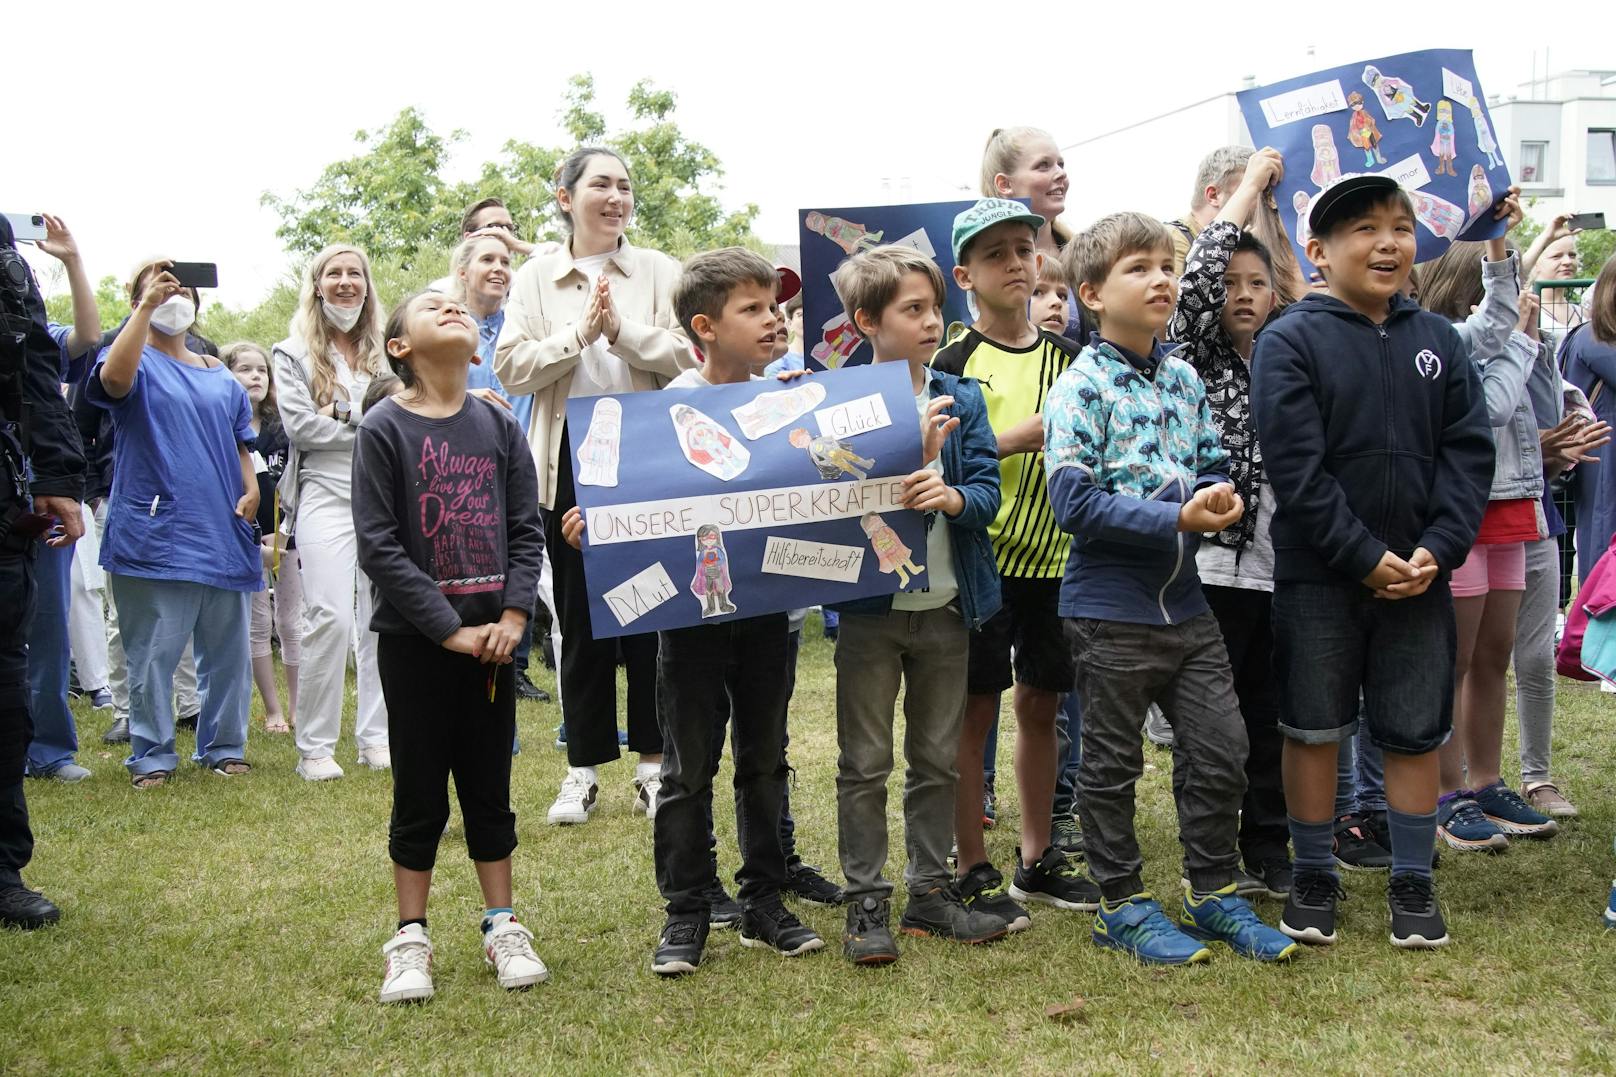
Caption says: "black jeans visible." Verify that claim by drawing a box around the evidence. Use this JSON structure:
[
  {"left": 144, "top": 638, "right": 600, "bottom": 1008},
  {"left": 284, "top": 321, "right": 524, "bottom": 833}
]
[
  {"left": 1203, "top": 586, "right": 1288, "bottom": 867},
  {"left": 378, "top": 633, "right": 518, "bottom": 872},
  {"left": 0, "top": 547, "right": 38, "bottom": 888},
  {"left": 706, "top": 628, "right": 801, "bottom": 879},
  {"left": 655, "top": 614, "right": 791, "bottom": 915},
  {"left": 544, "top": 426, "right": 660, "bottom": 766}
]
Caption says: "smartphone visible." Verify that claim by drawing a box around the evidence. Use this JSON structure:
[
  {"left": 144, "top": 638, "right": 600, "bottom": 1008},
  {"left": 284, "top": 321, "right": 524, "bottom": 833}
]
[
  {"left": 165, "top": 261, "right": 219, "bottom": 289},
  {"left": 3, "top": 212, "right": 46, "bottom": 242},
  {"left": 1568, "top": 212, "right": 1607, "bottom": 232}
]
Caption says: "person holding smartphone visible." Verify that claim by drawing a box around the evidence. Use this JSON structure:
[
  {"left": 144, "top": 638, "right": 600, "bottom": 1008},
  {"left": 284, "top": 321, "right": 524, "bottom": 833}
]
[
  {"left": 273, "top": 245, "right": 391, "bottom": 781},
  {"left": 87, "top": 259, "right": 261, "bottom": 788}
]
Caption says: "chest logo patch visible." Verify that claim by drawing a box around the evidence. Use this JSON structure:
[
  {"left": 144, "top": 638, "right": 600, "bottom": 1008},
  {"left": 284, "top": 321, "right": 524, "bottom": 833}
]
[{"left": 1413, "top": 349, "right": 1442, "bottom": 380}]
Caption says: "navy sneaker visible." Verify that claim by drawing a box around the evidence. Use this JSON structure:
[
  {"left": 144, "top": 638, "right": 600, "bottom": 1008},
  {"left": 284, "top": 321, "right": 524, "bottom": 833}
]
[
  {"left": 1093, "top": 894, "right": 1210, "bottom": 966},
  {"left": 1179, "top": 884, "right": 1299, "bottom": 961},
  {"left": 955, "top": 862, "right": 1030, "bottom": 932},
  {"left": 1437, "top": 797, "right": 1508, "bottom": 853},
  {"left": 1281, "top": 869, "right": 1345, "bottom": 946},
  {"left": 1387, "top": 873, "right": 1449, "bottom": 949},
  {"left": 1471, "top": 781, "right": 1558, "bottom": 839},
  {"left": 1008, "top": 846, "right": 1101, "bottom": 912},
  {"left": 982, "top": 779, "right": 997, "bottom": 830}
]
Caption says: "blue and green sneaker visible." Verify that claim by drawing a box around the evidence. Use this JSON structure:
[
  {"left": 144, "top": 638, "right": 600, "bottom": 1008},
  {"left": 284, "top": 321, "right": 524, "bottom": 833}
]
[
  {"left": 1179, "top": 884, "right": 1300, "bottom": 962},
  {"left": 1093, "top": 894, "right": 1211, "bottom": 966}
]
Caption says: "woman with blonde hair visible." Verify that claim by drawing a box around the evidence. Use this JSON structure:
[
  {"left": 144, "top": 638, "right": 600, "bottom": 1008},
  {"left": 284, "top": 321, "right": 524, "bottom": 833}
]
[
  {"left": 273, "top": 244, "right": 390, "bottom": 780},
  {"left": 980, "top": 126, "right": 1071, "bottom": 254}
]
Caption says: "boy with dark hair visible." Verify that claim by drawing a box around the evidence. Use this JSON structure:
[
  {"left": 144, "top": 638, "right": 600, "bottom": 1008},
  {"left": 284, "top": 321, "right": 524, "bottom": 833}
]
[
  {"left": 931, "top": 199, "right": 1099, "bottom": 931},
  {"left": 1047, "top": 210, "right": 1298, "bottom": 966},
  {"left": 1252, "top": 175, "right": 1492, "bottom": 949},
  {"left": 828, "top": 245, "right": 1006, "bottom": 964}
]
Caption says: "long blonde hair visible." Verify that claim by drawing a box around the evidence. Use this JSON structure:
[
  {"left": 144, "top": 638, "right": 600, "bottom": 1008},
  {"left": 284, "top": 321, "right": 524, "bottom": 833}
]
[
  {"left": 290, "top": 244, "right": 386, "bottom": 406},
  {"left": 979, "top": 127, "right": 1074, "bottom": 245}
]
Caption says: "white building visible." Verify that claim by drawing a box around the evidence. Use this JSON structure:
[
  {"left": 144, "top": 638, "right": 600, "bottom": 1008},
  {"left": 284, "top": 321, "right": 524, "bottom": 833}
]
[{"left": 1488, "top": 69, "right": 1616, "bottom": 220}]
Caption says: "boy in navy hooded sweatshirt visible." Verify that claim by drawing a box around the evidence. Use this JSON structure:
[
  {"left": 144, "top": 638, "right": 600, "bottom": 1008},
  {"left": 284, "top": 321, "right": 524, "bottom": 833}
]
[{"left": 1252, "top": 174, "right": 1492, "bottom": 951}]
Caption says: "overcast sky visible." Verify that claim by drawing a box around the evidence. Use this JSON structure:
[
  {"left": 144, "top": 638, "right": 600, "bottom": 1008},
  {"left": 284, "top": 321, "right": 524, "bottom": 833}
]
[{"left": 12, "top": 2, "right": 1615, "bottom": 311}]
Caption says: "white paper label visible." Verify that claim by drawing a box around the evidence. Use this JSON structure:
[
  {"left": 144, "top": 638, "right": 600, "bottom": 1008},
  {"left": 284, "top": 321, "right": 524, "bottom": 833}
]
[
  {"left": 890, "top": 227, "right": 938, "bottom": 259},
  {"left": 814, "top": 393, "right": 892, "bottom": 440},
  {"left": 585, "top": 476, "right": 908, "bottom": 546},
  {"left": 1380, "top": 153, "right": 1432, "bottom": 191},
  {"left": 1442, "top": 68, "right": 1475, "bottom": 107},
  {"left": 1259, "top": 80, "right": 1348, "bottom": 127},
  {"left": 602, "top": 562, "right": 679, "bottom": 627},
  {"left": 760, "top": 536, "right": 866, "bottom": 583}
]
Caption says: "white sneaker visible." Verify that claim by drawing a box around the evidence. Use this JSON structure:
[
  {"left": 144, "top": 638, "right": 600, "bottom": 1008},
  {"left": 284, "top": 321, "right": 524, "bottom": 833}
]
[
  {"left": 482, "top": 913, "right": 549, "bottom": 989},
  {"left": 296, "top": 756, "right": 345, "bottom": 782},
  {"left": 358, "top": 745, "right": 392, "bottom": 770},
  {"left": 547, "top": 767, "right": 599, "bottom": 825},
  {"left": 634, "top": 773, "right": 662, "bottom": 821},
  {"left": 379, "top": 924, "right": 434, "bottom": 1003}
]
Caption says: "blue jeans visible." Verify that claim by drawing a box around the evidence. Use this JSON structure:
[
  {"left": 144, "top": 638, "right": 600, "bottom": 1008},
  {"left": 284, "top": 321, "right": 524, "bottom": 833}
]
[
  {"left": 24, "top": 540, "right": 78, "bottom": 775},
  {"left": 110, "top": 574, "right": 252, "bottom": 775},
  {"left": 1334, "top": 726, "right": 1387, "bottom": 816},
  {"left": 1272, "top": 579, "right": 1456, "bottom": 754}
]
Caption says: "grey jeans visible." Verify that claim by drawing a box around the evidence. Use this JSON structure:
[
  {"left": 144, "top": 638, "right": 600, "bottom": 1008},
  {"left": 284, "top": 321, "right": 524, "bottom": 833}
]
[
  {"left": 1068, "top": 613, "right": 1248, "bottom": 901},
  {"left": 834, "top": 605, "right": 968, "bottom": 901},
  {"left": 1514, "top": 537, "right": 1560, "bottom": 783}
]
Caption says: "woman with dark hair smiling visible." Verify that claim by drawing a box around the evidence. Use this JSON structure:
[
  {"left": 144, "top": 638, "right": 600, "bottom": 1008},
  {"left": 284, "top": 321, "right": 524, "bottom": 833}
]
[{"left": 495, "top": 147, "right": 695, "bottom": 828}]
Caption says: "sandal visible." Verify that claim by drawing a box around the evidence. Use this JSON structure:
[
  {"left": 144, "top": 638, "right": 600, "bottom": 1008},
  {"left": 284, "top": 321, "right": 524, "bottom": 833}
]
[
  {"left": 132, "top": 770, "right": 171, "bottom": 789},
  {"left": 264, "top": 716, "right": 290, "bottom": 734},
  {"left": 211, "top": 759, "right": 252, "bottom": 777}
]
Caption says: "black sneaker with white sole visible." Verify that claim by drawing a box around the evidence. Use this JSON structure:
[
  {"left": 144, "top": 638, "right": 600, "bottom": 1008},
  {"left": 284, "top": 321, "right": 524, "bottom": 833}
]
[
  {"left": 956, "top": 861, "right": 1031, "bottom": 932},
  {"left": 1254, "top": 858, "right": 1293, "bottom": 900},
  {"left": 701, "top": 879, "right": 742, "bottom": 929},
  {"left": 739, "top": 898, "right": 825, "bottom": 957},
  {"left": 1008, "top": 846, "right": 1101, "bottom": 911},
  {"left": 1280, "top": 869, "right": 1345, "bottom": 945},
  {"left": 652, "top": 914, "right": 709, "bottom": 976},
  {"left": 1387, "top": 872, "right": 1449, "bottom": 949},
  {"left": 782, "top": 860, "right": 844, "bottom": 906}
]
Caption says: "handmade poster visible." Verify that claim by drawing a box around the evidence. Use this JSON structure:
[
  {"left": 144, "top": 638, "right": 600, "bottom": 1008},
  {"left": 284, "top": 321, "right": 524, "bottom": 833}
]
[
  {"left": 1237, "top": 48, "right": 1512, "bottom": 272},
  {"left": 567, "top": 362, "right": 927, "bottom": 638},
  {"left": 798, "top": 199, "right": 983, "bottom": 370}
]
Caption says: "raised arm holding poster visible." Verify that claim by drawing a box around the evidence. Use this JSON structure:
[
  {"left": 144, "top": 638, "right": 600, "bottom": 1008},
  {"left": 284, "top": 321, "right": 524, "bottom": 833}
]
[
  {"left": 567, "top": 362, "right": 927, "bottom": 638},
  {"left": 1236, "top": 48, "right": 1512, "bottom": 273}
]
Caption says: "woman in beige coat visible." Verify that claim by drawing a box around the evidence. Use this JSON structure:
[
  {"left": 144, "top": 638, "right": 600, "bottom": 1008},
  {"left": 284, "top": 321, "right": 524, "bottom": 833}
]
[{"left": 495, "top": 146, "right": 695, "bottom": 827}]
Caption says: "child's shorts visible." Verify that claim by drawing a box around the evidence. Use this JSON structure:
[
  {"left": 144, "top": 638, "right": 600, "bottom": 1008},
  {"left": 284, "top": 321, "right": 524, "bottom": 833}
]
[
  {"left": 1271, "top": 578, "right": 1455, "bottom": 755},
  {"left": 1449, "top": 542, "right": 1526, "bottom": 598},
  {"left": 966, "top": 576, "right": 1074, "bottom": 695}
]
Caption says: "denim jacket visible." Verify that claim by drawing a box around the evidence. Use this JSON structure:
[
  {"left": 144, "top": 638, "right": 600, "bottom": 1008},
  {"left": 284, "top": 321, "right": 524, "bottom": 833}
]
[
  {"left": 1449, "top": 253, "right": 1543, "bottom": 501},
  {"left": 831, "top": 368, "right": 1002, "bottom": 628}
]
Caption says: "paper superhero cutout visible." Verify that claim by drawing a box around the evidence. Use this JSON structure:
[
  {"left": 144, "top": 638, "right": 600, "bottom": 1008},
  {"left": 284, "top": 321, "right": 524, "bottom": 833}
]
[
  {"left": 860, "top": 512, "right": 924, "bottom": 589},
  {"left": 789, "top": 427, "right": 874, "bottom": 481},
  {"left": 804, "top": 211, "right": 884, "bottom": 256},
  {"left": 1346, "top": 91, "right": 1387, "bottom": 167},
  {"left": 690, "top": 523, "right": 738, "bottom": 618},
  {"left": 670, "top": 403, "right": 751, "bottom": 481},
  {"left": 1292, "top": 191, "right": 1314, "bottom": 251},
  {"left": 1469, "top": 101, "right": 1502, "bottom": 169},
  {"left": 1468, "top": 164, "right": 1493, "bottom": 221},
  {"left": 1310, "top": 124, "right": 1342, "bottom": 188},
  {"left": 810, "top": 313, "right": 864, "bottom": 369},
  {"left": 575, "top": 397, "right": 623, "bottom": 487},
  {"left": 730, "top": 380, "right": 828, "bottom": 440},
  {"left": 1363, "top": 65, "right": 1432, "bottom": 127},
  {"left": 1408, "top": 190, "right": 1467, "bottom": 240},
  {"left": 1429, "top": 100, "right": 1458, "bottom": 177}
]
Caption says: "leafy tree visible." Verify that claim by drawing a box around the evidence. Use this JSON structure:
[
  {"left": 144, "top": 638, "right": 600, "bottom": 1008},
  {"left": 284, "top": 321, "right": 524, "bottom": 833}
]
[{"left": 44, "top": 274, "right": 135, "bottom": 333}]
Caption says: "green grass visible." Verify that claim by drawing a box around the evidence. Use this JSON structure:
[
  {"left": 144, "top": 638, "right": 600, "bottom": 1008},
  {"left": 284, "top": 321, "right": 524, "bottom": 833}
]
[{"left": 4, "top": 615, "right": 1616, "bottom": 1074}]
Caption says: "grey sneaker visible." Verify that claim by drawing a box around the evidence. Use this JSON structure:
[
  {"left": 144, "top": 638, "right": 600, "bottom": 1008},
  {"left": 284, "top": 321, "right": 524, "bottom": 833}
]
[
  {"left": 1052, "top": 813, "right": 1084, "bottom": 856},
  {"left": 898, "top": 884, "right": 1008, "bottom": 944},
  {"left": 41, "top": 763, "right": 91, "bottom": 783}
]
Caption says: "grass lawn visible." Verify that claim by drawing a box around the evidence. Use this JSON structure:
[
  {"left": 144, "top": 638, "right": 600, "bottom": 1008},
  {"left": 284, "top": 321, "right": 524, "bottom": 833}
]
[{"left": 4, "top": 613, "right": 1615, "bottom": 1074}]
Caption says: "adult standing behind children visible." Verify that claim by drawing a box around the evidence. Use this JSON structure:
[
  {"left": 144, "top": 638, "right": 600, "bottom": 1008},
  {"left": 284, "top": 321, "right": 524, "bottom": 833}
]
[
  {"left": 495, "top": 146, "right": 696, "bottom": 826},
  {"left": 274, "top": 244, "right": 392, "bottom": 781},
  {"left": 1254, "top": 174, "right": 1492, "bottom": 951},
  {"left": 932, "top": 199, "right": 1099, "bottom": 928},
  {"left": 981, "top": 127, "right": 1083, "bottom": 340},
  {"left": 89, "top": 261, "right": 262, "bottom": 787}
]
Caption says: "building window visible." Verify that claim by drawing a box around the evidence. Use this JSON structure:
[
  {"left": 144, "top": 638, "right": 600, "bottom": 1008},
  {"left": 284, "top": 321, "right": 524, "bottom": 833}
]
[
  {"left": 1520, "top": 141, "right": 1548, "bottom": 184},
  {"left": 1590, "top": 129, "right": 1616, "bottom": 183}
]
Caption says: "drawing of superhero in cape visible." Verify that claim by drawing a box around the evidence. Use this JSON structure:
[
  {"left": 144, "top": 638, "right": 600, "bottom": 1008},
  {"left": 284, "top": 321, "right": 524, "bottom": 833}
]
[
  {"left": 789, "top": 427, "right": 875, "bottom": 480},
  {"left": 805, "top": 211, "right": 884, "bottom": 255},
  {"left": 1362, "top": 65, "right": 1432, "bottom": 127},
  {"left": 860, "top": 512, "right": 924, "bottom": 589},
  {"left": 1429, "top": 99, "right": 1458, "bottom": 176},
  {"left": 690, "top": 524, "right": 737, "bottom": 617},
  {"left": 1347, "top": 91, "right": 1387, "bottom": 166}
]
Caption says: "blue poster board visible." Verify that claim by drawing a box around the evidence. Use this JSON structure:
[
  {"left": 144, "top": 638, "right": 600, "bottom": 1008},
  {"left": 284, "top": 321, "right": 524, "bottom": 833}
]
[
  {"left": 1236, "top": 48, "right": 1511, "bottom": 273},
  {"left": 567, "top": 363, "right": 928, "bottom": 638},
  {"left": 797, "top": 199, "right": 984, "bottom": 371}
]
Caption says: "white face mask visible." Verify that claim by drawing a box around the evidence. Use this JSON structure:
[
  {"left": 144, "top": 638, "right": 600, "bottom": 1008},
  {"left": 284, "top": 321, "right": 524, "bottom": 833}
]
[
  {"left": 322, "top": 300, "right": 364, "bottom": 334},
  {"left": 150, "top": 295, "right": 196, "bottom": 337}
]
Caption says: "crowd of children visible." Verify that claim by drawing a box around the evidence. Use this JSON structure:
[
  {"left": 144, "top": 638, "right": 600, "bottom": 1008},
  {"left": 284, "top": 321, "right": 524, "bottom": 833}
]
[{"left": 15, "top": 133, "right": 1616, "bottom": 1004}]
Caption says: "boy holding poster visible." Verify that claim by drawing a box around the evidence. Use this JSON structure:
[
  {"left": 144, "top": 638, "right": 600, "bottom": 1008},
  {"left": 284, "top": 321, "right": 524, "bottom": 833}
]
[
  {"left": 931, "top": 199, "right": 1099, "bottom": 929},
  {"left": 826, "top": 247, "right": 1007, "bottom": 965},
  {"left": 1047, "top": 211, "right": 1298, "bottom": 966},
  {"left": 564, "top": 248, "right": 826, "bottom": 976},
  {"left": 1252, "top": 175, "right": 1491, "bottom": 950}
]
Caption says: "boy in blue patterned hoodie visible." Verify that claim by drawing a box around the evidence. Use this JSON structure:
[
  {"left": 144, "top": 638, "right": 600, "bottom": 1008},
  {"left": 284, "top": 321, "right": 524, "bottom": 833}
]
[{"left": 1044, "top": 211, "right": 1297, "bottom": 967}]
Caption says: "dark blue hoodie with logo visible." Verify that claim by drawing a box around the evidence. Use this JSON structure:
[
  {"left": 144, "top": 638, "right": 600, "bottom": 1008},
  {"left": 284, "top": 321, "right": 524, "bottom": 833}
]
[{"left": 1251, "top": 292, "right": 1493, "bottom": 585}]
